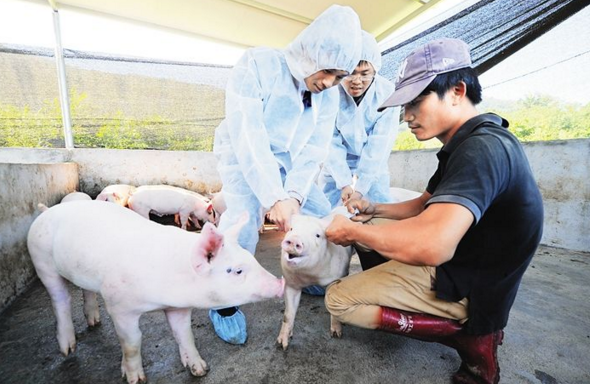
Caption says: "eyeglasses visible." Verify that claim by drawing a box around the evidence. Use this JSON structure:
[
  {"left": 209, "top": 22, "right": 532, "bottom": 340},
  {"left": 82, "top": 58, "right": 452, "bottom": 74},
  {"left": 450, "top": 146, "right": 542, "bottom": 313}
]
[{"left": 343, "top": 74, "right": 374, "bottom": 82}]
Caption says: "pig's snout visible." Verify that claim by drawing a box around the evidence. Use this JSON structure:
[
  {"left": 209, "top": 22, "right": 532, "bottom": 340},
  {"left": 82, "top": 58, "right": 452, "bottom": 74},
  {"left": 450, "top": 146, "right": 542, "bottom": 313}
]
[{"left": 282, "top": 236, "right": 304, "bottom": 255}]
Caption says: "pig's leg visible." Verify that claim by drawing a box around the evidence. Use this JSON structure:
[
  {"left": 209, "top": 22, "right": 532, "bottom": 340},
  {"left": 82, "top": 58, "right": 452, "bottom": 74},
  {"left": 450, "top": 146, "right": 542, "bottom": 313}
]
[
  {"left": 179, "top": 212, "right": 190, "bottom": 230},
  {"left": 164, "top": 308, "right": 209, "bottom": 376},
  {"left": 43, "top": 275, "right": 77, "bottom": 355},
  {"left": 330, "top": 315, "right": 343, "bottom": 338},
  {"left": 188, "top": 214, "right": 202, "bottom": 230},
  {"left": 82, "top": 290, "right": 101, "bottom": 327},
  {"left": 277, "top": 285, "right": 302, "bottom": 350},
  {"left": 108, "top": 310, "right": 145, "bottom": 384},
  {"left": 131, "top": 205, "right": 151, "bottom": 221}
]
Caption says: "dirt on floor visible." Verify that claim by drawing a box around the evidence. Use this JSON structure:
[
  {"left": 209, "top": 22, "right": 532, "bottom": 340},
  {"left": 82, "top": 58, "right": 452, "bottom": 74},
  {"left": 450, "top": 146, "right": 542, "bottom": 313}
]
[{"left": 1, "top": 228, "right": 589, "bottom": 384}]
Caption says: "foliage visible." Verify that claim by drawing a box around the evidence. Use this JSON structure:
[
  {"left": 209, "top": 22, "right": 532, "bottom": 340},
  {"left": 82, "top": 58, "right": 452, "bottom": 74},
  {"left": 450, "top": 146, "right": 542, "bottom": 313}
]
[
  {"left": 1, "top": 92, "right": 589, "bottom": 151},
  {"left": 0, "top": 88, "right": 218, "bottom": 150},
  {"left": 394, "top": 94, "right": 590, "bottom": 151}
]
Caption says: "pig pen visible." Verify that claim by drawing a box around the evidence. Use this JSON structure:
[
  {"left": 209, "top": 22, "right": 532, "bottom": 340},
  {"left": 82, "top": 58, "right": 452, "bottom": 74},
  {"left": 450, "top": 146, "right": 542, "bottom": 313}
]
[
  {"left": 1, "top": 141, "right": 590, "bottom": 383},
  {"left": 1, "top": 231, "right": 590, "bottom": 384}
]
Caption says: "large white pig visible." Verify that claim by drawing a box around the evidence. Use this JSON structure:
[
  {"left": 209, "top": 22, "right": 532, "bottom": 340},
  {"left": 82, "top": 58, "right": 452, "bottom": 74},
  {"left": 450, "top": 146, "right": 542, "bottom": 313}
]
[
  {"left": 95, "top": 184, "right": 137, "bottom": 207},
  {"left": 27, "top": 201, "right": 284, "bottom": 384},
  {"left": 127, "top": 185, "right": 215, "bottom": 230},
  {"left": 276, "top": 211, "right": 353, "bottom": 350}
]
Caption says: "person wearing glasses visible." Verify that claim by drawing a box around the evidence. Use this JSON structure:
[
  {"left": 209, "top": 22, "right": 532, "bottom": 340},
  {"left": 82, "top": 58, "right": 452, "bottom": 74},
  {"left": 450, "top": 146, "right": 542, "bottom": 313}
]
[
  {"left": 302, "top": 32, "right": 399, "bottom": 297},
  {"left": 210, "top": 5, "right": 362, "bottom": 345},
  {"left": 318, "top": 31, "right": 400, "bottom": 210},
  {"left": 324, "top": 38, "right": 543, "bottom": 384}
]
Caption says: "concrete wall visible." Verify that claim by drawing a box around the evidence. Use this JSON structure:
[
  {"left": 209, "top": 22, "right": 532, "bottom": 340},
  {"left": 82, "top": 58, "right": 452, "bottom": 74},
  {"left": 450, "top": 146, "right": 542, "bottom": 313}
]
[
  {"left": 0, "top": 148, "right": 222, "bottom": 197},
  {"left": 388, "top": 139, "right": 590, "bottom": 252},
  {"left": 0, "top": 162, "right": 78, "bottom": 310},
  {"left": 71, "top": 148, "right": 221, "bottom": 197},
  {"left": 0, "top": 139, "right": 588, "bottom": 313}
]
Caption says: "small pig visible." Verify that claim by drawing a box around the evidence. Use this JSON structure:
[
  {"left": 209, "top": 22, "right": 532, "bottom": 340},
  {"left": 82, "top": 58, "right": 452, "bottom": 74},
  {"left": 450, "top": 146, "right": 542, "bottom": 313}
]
[
  {"left": 60, "top": 191, "right": 92, "bottom": 203},
  {"left": 276, "top": 211, "right": 353, "bottom": 350},
  {"left": 96, "top": 184, "right": 137, "bottom": 207},
  {"left": 210, "top": 192, "right": 226, "bottom": 226},
  {"left": 27, "top": 201, "right": 284, "bottom": 384},
  {"left": 127, "top": 185, "right": 215, "bottom": 230}
]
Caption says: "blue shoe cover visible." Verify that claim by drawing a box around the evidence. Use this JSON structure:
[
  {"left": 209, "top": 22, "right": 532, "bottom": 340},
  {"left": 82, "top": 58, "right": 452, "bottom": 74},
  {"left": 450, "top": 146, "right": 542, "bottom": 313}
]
[
  {"left": 302, "top": 285, "right": 326, "bottom": 296},
  {"left": 209, "top": 308, "right": 247, "bottom": 345}
]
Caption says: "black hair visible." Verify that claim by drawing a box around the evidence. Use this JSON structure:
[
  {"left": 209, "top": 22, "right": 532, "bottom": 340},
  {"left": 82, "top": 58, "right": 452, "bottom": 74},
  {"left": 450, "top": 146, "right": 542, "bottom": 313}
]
[{"left": 422, "top": 67, "right": 482, "bottom": 105}]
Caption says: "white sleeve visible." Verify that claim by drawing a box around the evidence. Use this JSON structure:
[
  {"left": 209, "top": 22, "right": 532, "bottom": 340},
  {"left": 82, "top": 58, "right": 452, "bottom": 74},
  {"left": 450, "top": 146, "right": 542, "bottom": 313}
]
[
  {"left": 224, "top": 51, "right": 290, "bottom": 209},
  {"left": 354, "top": 106, "right": 399, "bottom": 196}
]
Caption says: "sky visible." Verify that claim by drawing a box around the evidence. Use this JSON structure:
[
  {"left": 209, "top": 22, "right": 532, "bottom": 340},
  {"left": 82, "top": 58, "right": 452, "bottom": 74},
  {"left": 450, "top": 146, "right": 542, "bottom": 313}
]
[{"left": 1, "top": 0, "right": 589, "bottom": 104}]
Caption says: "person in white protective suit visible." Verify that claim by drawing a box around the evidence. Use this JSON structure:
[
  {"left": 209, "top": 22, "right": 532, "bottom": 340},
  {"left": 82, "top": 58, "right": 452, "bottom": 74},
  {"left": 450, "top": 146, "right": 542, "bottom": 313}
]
[
  {"left": 319, "top": 31, "right": 400, "bottom": 208},
  {"left": 209, "top": 5, "right": 362, "bottom": 345}
]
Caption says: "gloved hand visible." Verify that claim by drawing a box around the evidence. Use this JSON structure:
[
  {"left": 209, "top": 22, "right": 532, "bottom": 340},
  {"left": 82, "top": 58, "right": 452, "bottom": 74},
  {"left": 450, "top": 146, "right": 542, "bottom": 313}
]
[
  {"left": 268, "top": 198, "right": 300, "bottom": 232},
  {"left": 341, "top": 186, "right": 363, "bottom": 204},
  {"left": 345, "top": 198, "right": 375, "bottom": 223}
]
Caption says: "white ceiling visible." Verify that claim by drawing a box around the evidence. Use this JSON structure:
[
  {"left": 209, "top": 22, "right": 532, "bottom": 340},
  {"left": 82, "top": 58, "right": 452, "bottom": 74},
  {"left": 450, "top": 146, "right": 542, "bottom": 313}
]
[{"left": 48, "top": 0, "right": 443, "bottom": 48}]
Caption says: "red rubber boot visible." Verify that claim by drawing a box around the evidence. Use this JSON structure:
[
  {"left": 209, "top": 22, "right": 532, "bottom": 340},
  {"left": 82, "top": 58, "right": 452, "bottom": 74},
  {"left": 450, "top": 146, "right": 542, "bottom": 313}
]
[
  {"left": 378, "top": 306, "right": 463, "bottom": 339},
  {"left": 445, "top": 330, "right": 504, "bottom": 384},
  {"left": 378, "top": 307, "right": 503, "bottom": 384}
]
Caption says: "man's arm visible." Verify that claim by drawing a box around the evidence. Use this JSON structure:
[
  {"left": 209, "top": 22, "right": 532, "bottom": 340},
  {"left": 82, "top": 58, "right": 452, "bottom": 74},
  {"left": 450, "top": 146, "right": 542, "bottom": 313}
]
[
  {"left": 345, "top": 191, "right": 431, "bottom": 222},
  {"left": 326, "top": 202, "right": 474, "bottom": 266}
]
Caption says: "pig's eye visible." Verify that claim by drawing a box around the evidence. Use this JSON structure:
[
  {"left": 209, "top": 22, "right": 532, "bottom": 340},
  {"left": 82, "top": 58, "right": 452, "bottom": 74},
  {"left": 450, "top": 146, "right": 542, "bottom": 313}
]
[
  {"left": 226, "top": 268, "right": 232, "bottom": 273},
  {"left": 316, "top": 234, "right": 321, "bottom": 238},
  {"left": 235, "top": 269, "right": 243, "bottom": 275}
]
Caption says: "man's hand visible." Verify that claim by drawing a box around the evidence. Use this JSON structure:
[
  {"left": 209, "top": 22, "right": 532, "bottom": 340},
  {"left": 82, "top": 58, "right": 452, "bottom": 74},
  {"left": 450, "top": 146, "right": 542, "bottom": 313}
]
[
  {"left": 268, "top": 198, "right": 300, "bottom": 232},
  {"left": 325, "top": 214, "right": 358, "bottom": 246},
  {"left": 345, "top": 199, "right": 376, "bottom": 223}
]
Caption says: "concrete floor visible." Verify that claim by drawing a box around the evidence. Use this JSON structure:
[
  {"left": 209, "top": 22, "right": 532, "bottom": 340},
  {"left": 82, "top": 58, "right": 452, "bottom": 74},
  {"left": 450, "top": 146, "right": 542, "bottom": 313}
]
[{"left": 1, "top": 228, "right": 589, "bottom": 384}]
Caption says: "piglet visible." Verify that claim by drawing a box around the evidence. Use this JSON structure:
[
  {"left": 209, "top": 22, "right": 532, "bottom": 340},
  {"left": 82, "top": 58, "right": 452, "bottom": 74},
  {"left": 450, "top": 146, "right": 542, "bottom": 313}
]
[
  {"left": 95, "top": 184, "right": 137, "bottom": 207},
  {"left": 276, "top": 211, "right": 353, "bottom": 350},
  {"left": 60, "top": 191, "right": 92, "bottom": 203},
  {"left": 127, "top": 185, "right": 215, "bottom": 230},
  {"left": 210, "top": 191, "right": 226, "bottom": 226},
  {"left": 27, "top": 201, "right": 284, "bottom": 384}
]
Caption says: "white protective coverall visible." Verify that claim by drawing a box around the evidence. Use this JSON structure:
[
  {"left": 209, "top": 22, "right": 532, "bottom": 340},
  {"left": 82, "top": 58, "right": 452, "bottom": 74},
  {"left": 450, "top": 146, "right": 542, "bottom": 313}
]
[
  {"left": 319, "top": 31, "right": 400, "bottom": 207},
  {"left": 213, "top": 5, "right": 362, "bottom": 253}
]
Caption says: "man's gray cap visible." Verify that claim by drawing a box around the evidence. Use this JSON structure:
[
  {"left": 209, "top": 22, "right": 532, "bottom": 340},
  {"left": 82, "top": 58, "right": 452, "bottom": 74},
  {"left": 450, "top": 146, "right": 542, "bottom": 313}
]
[{"left": 378, "top": 38, "right": 472, "bottom": 111}]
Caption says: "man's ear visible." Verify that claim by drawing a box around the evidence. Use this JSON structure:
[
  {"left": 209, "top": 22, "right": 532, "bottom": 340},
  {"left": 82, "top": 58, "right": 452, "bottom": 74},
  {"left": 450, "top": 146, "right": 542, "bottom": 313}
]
[{"left": 452, "top": 81, "right": 468, "bottom": 104}]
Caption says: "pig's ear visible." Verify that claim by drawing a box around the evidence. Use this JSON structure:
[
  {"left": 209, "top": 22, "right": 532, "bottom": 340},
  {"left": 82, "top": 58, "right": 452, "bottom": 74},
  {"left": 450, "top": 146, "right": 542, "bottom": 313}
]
[
  {"left": 322, "top": 206, "right": 353, "bottom": 224},
  {"left": 318, "top": 216, "right": 332, "bottom": 230},
  {"left": 191, "top": 222, "right": 224, "bottom": 273},
  {"left": 223, "top": 211, "right": 249, "bottom": 243},
  {"left": 207, "top": 203, "right": 214, "bottom": 214}
]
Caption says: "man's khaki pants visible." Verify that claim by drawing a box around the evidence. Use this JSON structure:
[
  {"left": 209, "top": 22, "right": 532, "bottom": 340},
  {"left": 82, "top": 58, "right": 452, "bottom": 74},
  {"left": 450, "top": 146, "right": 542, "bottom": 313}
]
[{"left": 325, "top": 219, "right": 468, "bottom": 330}]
